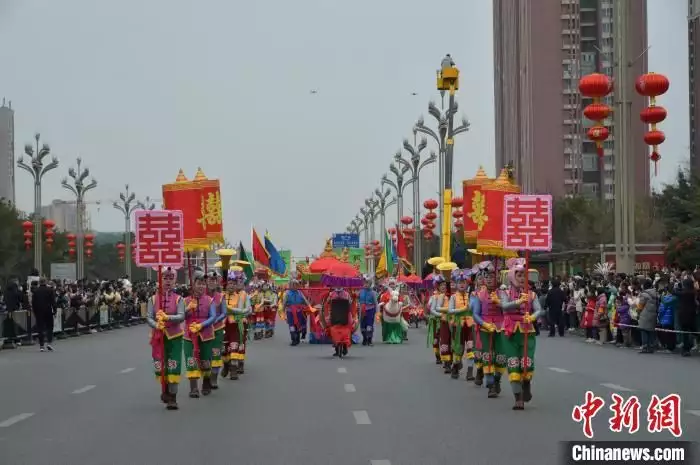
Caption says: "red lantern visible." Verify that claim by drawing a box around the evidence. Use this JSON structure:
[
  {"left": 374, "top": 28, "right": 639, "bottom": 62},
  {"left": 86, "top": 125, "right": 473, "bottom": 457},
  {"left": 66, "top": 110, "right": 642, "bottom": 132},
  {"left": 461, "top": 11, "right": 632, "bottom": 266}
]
[
  {"left": 452, "top": 210, "right": 464, "bottom": 219},
  {"left": 583, "top": 102, "right": 611, "bottom": 121},
  {"left": 425, "top": 222, "right": 435, "bottom": 230},
  {"left": 420, "top": 217, "right": 430, "bottom": 226},
  {"left": 636, "top": 73, "right": 669, "bottom": 176},
  {"left": 454, "top": 219, "right": 464, "bottom": 228},
  {"left": 403, "top": 227, "right": 415, "bottom": 235},
  {"left": 116, "top": 243, "right": 125, "bottom": 250},
  {"left": 423, "top": 199, "right": 438, "bottom": 210},
  {"left": 44, "top": 229, "right": 55, "bottom": 239},
  {"left": 24, "top": 239, "right": 32, "bottom": 249},
  {"left": 84, "top": 241, "right": 94, "bottom": 248},
  {"left": 22, "top": 220, "right": 33, "bottom": 231},
  {"left": 45, "top": 237, "right": 54, "bottom": 247},
  {"left": 579, "top": 73, "right": 611, "bottom": 97},
  {"left": 86, "top": 249, "right": 93, "bottom": 258},
  {"left": 400, "top": 216, "right": 413, "bottom": 226},
  {"left": 388, "top": 227, "right": 397, "bottom": 235},
  {"left": 587, "top": 126, "right": 610, "bottom": 157},
  {"left": 68, "top": 240, "right": 76, "bottom": 248},
  {"left": 425, "top": 211, "right": 437, "bottom": 221},
  {"left": 84, "top": 233, "right": 95, "bottom": 242},
  {"left": 69, "top": 248, "right": 76, "bottom": 256},
  {"left": 43, "top": 219, "right": 55, "bottom": 230},
  {"left": 66, "top": 233, "right": 76, "bottom": 241},
  {"left": 23, "top": 231, "right": 32, "bottom": 239},
  {"left": 450, "top": 197, "right": 464, "bottom": 209}
]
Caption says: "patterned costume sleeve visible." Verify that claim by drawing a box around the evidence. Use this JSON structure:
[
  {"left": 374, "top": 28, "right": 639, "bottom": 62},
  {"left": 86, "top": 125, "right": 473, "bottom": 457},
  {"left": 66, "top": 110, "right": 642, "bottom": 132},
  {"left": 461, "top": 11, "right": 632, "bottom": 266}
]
[
  {"left": 201, "top": 301, "right": 217, "bottom": 328},
  {"left": 471, "top": 295, "right": 484, "bottom": 325},
  {"left": 146, "top": 296, "right": 157, "bottom": 329}
]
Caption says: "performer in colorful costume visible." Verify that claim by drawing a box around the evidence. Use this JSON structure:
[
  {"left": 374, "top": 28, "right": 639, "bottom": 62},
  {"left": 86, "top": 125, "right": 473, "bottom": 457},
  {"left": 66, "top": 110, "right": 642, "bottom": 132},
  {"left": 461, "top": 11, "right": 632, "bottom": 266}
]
[
  {"left": 259, "top": 278, "right": 278, "bottom": 339},
  {"left": 447, "top": 269, "right": 477, "bottom": 380},
  {"left": 358, "top": 275, "right": 378, "bottom": 346},
  {"left": 498, "top": 258, "right": 544, "bottom": 410},
  {"left": 223, "top": 269, "right": 251, "bottom": 379},
  {"left": 279, "top": 274, "right": 312, "bottom": 346},
  {"left": 472, "top": 261, "right": 505, "bottom": 397},
  {"left": 323, "top": 287, "right": 357, "bottom": 357},
  {"left": 379, "top": 287, "right": 407, "bottom": 344},
  {"left": 147, "top": 267, "right": 185, "bottom": 410},
  {"left": 206, "top": 270, "right": 225, "bottom": 390},
  {"left": 428, "top": 276, "right": 448, "bottom": 365},
  {"left": 249, "top": 281, "right": 265, "bottom": 340},
  {"left": 183, "top": 270, "right": 217, "bottom": 398},
  {"left": 430, "top": 276, "right": 453, "bottom": 373}
]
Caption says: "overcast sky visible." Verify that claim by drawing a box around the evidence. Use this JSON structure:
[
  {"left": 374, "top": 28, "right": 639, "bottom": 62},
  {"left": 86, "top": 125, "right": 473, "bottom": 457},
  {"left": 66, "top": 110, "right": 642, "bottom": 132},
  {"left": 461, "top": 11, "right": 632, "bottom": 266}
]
[{"left": 0, "top": 0, "right": 689, "bottom": 256}]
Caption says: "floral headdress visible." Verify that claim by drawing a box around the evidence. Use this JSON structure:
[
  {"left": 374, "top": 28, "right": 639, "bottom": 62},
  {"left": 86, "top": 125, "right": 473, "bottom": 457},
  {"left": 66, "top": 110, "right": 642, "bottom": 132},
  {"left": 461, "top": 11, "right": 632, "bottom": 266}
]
[
  {"left": 451, "top": 268, "right": 472, "bottom": 282},
  {"left": 506, "top": 258, "right": 526, "bottom": 286}
]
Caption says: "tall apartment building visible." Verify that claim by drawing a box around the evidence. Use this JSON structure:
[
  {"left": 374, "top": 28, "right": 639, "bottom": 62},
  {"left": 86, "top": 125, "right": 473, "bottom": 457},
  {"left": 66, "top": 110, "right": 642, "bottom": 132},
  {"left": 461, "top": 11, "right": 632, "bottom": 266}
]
[
  {"left": 0, "top": 99, "right": 15, "bottom": 203},
  {"left": 690, "top": 0, "right": 700, "bottom": 172},
  {"left": 493, "top": 0, "right": 649, "bottom": 199},
  {"left": 41, "top": 199, "right": 81, "bottom": 232}
]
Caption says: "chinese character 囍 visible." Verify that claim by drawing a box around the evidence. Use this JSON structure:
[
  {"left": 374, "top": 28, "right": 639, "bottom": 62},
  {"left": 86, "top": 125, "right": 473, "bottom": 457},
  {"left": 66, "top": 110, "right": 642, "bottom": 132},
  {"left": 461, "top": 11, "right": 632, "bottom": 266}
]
[{"left": 198, "top": 192, "right": 222, "bottom": 230}]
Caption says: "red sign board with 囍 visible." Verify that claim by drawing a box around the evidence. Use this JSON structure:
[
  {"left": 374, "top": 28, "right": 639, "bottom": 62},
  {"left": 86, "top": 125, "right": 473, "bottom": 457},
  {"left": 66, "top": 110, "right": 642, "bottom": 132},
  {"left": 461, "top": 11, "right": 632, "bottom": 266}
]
[
  {"left": 134, "top": 210, "right": 185, "bottom": 268},
  {"left": 503, "top": 194, "right": 553, "bottom": 251}
]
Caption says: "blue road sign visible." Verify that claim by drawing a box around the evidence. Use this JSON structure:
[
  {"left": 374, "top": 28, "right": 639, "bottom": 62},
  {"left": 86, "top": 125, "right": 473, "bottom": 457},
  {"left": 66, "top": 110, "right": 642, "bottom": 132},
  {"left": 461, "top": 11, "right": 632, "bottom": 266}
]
[{"left": 332, "top": 233, "right": 360, "bottom": 249}]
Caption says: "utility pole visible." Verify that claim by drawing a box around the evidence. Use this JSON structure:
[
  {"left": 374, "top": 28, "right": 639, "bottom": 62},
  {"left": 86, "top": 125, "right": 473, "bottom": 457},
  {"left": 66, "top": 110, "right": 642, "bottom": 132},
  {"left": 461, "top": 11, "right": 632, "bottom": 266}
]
[{"left": 613, "top": 0, "right": 635, "bottom": 274}]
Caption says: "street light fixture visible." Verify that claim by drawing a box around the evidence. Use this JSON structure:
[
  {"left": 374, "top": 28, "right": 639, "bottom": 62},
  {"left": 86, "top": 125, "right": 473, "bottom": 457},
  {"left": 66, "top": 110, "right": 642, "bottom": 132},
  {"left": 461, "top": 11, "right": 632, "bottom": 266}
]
[
  {"left": 113, "top": 185, "right": 138, "bottom": 278},
  {"left": 373, "top": 187, "right": 396, "bottom": 248},
  {"left": 61, "top": 157, "right": 97, "bottom": 280},
  {"left": 136, "top": 196, "right": 157, "bottom": 211},
  {"left": 363, "top": 197, "right": 378, "bottom": 273},
  {"left": 395, "top": 136, "right": 436, "bottom": 268},
  {"left": 16, "top": 133, "right": 59, "bottom": 275},
  {"left": 381, "top": 161, "right": 411, "bottom": 228}
]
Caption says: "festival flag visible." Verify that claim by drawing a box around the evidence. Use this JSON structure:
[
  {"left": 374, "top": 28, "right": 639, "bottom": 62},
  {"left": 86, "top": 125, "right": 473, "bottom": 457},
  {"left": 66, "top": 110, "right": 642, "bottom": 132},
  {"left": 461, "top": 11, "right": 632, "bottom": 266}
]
[
  {"left": 395, "top": 225, "right": 409, "bottom": 261},
  {"left": 376, "top": 229, "right": 395, "bottom": 277},
  {"left": 264, "top": 230, "right": 287, "bottom": 276},
  {"left": 252, "top": 228, "right": 270, "bottom": 267},
  {"left": 237, "top": 241, "right": 254, "bottom": 280}
]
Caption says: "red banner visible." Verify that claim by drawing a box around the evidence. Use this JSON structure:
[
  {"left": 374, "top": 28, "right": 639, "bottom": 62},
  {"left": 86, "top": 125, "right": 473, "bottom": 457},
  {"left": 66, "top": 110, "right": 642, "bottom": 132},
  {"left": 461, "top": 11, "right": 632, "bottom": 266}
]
[
  {"left": 462, "top": 167, "right": 493, "bottom": 243},
  {"left": 476, "top": 169, "right": 520, "bottom": 256},
  {"left": 134, "top": 210, "right": 184, "bottom": 268},
  {"left": 503, "top": 194, "right": 553, "bottom": 251}
]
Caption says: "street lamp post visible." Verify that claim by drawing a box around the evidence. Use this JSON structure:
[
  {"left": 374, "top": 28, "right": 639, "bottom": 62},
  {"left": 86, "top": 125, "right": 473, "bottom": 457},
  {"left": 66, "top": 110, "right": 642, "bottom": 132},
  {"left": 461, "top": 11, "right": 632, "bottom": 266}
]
[
  {"left": 381, "top": 162, "right": 411, "bottom": 227},
  {"left": 16, "top": 133, "right": 58, "bottom": 275},
  {"left": 362, "top": 198, "right": 378, "bottom": 273},
  {"left": 61, "top": 158, "right": 97, "bottom": 281},
  {"left": 113, "top": 185, "right": 137, "bottom": 278},
  {"left": 373, "top": 188, "right": 396, "bottom": 248},
  {"left": 395, "top": 137, "right": 436, "bottom": 268}
]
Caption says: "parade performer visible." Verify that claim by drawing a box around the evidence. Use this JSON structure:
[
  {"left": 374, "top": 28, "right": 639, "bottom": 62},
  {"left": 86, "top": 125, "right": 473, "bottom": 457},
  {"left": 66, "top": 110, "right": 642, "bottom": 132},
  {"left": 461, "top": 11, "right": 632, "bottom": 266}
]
[
  {"left": 358, "top": 275, "right": 378, "bottom": 346},
  {"left": 223, "top": 269, "right": 251, "bottom": 379},
  {"left": 183, "top": 271, "right": 217, "bottom": 398},
  {"left": 428, "top": 276, "right": 448, "bottom": 365},
  {"left": 499, "top": 258, "right": 544, "bottom": 410},
  {"left": 430, "top": 277, "right": 453, "bottom": 373},
  {"left": 206, "top": 270, "right": 225, "bottom": 390},
  {"left": 279, "top": 274, "right": 312, "bottom": 346},
  {"left": 447, "top": 269, "right": 477, "bottom": 380},
  {"left": 259, "top": 278, "right": 278, "bottom": 339},
  {"left": 472, "top": 261, "right": 506, "bottom": 397},
  {"left": 250, "top": 281, "right": 265, "bottom": 340},
  {"left": 323, "top": 287, "right": 357, "bottom": 357},
  {"left": 147, "top": 267, "right": 185, "bottom": 410},
  {"left": 379, "top": 288, "right": 407, "bottom": 344}
]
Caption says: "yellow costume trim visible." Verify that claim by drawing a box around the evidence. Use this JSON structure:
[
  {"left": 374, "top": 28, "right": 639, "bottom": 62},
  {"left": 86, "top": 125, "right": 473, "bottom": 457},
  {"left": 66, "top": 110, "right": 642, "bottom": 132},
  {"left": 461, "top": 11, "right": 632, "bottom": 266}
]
[
  {"left": 211, "top": 360, "right": 223, "bottom": 368},
  {"left": 222, "top": 355, "right": 230, "bottom": 362},
  {"left": 155, "top": 374, "right": 181, "bottom": 384},
  {"left": 508, "top": 371, "right": 534, "bottom": 382},
  {"left": 440, "top": 354, "right": 452, "bottom": 362},
  {"left": 433, "top": 348, "right": 439, "bottom": 355},
  {"left": 186, "top": 370, "right": 202, "bottom": 379},
  {"left": 475, "top": 361, "right": 483, "bottom": 369},
  {"left": 229, "top": 353, "right": 245, "bottom": 361},
  {"left": 463, "top": 352, "right": 475, "bottom": 360}
]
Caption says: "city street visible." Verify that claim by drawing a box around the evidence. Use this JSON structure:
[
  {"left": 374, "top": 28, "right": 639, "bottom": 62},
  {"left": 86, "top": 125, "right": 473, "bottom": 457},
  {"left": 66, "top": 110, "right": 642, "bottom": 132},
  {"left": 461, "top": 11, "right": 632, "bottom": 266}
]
[{"left": 0, "top": 326, "right": 697, "bottom": 465}]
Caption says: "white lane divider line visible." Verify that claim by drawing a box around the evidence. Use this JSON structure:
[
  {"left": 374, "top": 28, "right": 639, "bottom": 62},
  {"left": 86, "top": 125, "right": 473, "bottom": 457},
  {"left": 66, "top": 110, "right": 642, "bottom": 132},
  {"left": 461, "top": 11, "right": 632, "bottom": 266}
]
[
  {"left": 600, "top": 383, "right": 635, "bottom": 392},
  {"left": 119, "top": 368, "right": 135, "bottom": 374},
  {"left": 0, "top": 413, "right": 35, "bottom": 428},
  {"left": 344, "top": 384, "right": 356, "bottom": 393},
  {"left": 72, "top": 385, "right": 96, "bottom": 394},
  {"left": 353, "top": 410, "right": 371, "bottom": 425},
  {"left": 548, "top": 367, "right": 572, "bottom": 373},
  {"left": 370, "top": 461, "right": 392, "bottom": 465},
  {"left": 337, "top": 367, "right": 347, "bottom": 374},
  {"left": 686, "top": 410, "right": 700, "bottom": 417}
]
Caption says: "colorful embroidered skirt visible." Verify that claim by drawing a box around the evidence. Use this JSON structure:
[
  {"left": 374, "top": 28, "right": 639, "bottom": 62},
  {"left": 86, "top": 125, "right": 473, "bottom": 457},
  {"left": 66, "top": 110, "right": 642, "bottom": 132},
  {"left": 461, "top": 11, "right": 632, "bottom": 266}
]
[
  {"left": 153, "top": 336, "right": 183, "bottom": 384},
  {"left": 502, "top": 330, "right": 536, "bottom": 382}
]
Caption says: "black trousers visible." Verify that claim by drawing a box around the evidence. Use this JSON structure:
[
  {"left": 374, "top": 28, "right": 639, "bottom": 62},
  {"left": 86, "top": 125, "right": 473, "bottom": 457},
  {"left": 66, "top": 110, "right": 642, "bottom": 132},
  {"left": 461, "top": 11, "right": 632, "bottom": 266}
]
[
  {"left": 548, "top": 309, "right": 566, "bottom": 336},
  {"left": 35, "top": 312, "right": 54, "bottom": 346}
]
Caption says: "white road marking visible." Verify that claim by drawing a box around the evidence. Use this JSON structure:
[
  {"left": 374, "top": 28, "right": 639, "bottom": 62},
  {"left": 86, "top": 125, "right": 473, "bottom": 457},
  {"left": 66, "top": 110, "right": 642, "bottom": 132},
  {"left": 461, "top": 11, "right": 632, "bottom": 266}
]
[
  {"left": 119, "top": 368, "right": 135, "bottom": 374},
  {"left": 72, "top": 385, "right": 96, "bottom": 394},
  {"left": 600, "top": 383, "right": 635, "bottom": 392},
  {"left": 548, "top": 367, "right": 572, "bottom": 373},
  {"left": 0, "top": 413, "right": 35, "bottom": 428},
  {"left": 344, "top": 384, "right": 356, "bottom": 393},
  {"left": 686, "top": 410, "right": 700, "bottom": 417},
  {"left": 370, "top": 461, "right": 392, "bottom": 465},
  {"left": 337, "top": 367, "right": 347, "bottom": 374},
  {"left": 353, "top": 410, "right": 371, "bottom": 425}
]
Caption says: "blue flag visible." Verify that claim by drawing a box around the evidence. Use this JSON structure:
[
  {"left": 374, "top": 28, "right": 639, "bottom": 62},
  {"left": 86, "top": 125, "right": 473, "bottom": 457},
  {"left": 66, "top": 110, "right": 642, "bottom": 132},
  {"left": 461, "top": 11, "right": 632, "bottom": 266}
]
[{"left": 264, "top": 231, "right": 287, "bottom": 276}]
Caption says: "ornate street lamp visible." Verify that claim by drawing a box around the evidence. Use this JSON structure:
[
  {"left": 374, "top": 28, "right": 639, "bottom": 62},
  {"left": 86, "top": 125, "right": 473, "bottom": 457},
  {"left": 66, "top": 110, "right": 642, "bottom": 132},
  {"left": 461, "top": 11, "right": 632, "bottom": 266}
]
[
  {"left": 381, "top": 162, "right": 411, "bottom": 229},
  {"left": 373, "top": 187, "right": 396, "bottom": 248},
  {"left": 61, "top": 157, "right": 97, "bottom": 280},
  {"left": 113, "top": 184, "right": 138, "bottom": 278},
  {"left": 136, "top": 196, "right": 157, "bottom": 210},
  {"left": 362, "top": 198, "right": 378, "bottom": 273},
  {"left": 16, "top": 133, "right": 59, "bottom": 275},
  {"left": 395, "top": 136, "right": 436, "bottom": 267}
]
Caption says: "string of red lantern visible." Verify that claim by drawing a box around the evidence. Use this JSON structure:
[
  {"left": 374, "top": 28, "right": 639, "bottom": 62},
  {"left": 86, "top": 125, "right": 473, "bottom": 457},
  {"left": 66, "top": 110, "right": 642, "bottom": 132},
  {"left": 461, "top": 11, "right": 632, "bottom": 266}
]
[
  {"left": 116, "top": 242, "right": 126, "bottom": 262},
  {"left": 43, "top": 219, "right": 55, "bottom": 250},
  {"left": 579, "top": 73, "right": 612, "bottom": 165},
  {"left": 636, "top": 72, "right": 669, "bottom": 176},
  {"left": 84, "top": 233, "right": 95, "bottom": 259},
  {"left": 451, "top": 197, "right": 464, "bottom": 232},
  {"left": 22, "top": 220, "right": 33, "bottom": 250},
  {"left": 67, "top": 233, "right": 76, "bottom": 259},
  {"left": 422, "top": 199, "right": 437, "bottom": 240}
]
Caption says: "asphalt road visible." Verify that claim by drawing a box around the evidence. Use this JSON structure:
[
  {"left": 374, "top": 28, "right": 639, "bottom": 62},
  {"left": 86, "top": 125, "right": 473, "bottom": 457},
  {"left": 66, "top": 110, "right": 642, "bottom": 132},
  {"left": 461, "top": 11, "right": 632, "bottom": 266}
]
[{"left": 0, "top": 325, "right": 698, "bottom": 465}]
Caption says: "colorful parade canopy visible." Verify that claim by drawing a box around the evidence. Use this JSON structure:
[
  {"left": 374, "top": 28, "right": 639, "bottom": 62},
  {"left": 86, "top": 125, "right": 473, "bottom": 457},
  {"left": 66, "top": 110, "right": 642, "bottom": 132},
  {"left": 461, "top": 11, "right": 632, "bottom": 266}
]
[
  {"left": 462, "top": 166, "right": 494, "bottom": 243},
  {"left": 475, "top": 168, "right": 519, "bottom": 258}
]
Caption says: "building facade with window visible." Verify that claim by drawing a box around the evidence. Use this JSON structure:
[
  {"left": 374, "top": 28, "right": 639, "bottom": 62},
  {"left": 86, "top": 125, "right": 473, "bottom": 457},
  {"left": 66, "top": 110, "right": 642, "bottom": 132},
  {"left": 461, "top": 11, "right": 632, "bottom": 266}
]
[
  {"left": 0, "top": 100, "right": 15, "bottom": 204},
  {"left": 690, "top": 0, "right": 700, "bottom": 173},
  {"left": 493, "top": 0, "right": 649, "bottom": 199}
]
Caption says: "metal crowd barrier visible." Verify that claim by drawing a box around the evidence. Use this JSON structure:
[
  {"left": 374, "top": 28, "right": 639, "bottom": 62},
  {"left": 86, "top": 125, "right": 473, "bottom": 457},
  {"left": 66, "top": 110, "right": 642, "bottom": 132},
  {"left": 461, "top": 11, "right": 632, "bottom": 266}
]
[{"left": 0, "top": 302, "right": 148, "bottom": 350}]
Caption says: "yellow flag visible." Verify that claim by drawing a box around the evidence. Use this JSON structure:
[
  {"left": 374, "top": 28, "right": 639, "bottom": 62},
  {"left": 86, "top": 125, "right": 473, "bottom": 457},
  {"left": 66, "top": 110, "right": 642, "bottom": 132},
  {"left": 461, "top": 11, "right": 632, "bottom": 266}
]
[{"left": 376, "top": 251, "right": 387, "bottom": 278}]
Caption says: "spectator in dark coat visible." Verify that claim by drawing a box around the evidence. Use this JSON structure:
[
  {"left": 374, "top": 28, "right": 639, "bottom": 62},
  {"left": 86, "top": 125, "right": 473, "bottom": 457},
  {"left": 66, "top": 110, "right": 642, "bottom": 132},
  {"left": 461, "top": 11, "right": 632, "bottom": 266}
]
[
  {"left": 545, "top": 278, "right": 567, "bottom": 337},
  {"left": 2, "top": 277, "right": 23, "bottom": 346},
  {"left": 31, "top": 278, "right": 57, "bottom": 351},
  {"left": 673, "top": 279, "right": 697, "bottom": 357}
]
